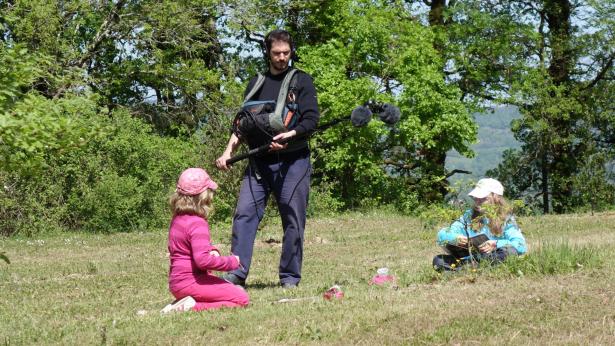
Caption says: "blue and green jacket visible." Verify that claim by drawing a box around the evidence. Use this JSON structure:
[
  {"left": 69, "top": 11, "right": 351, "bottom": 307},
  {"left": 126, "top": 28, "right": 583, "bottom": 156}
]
[{"left": 437, "top": 209, "right": 527, "bottom": 255}]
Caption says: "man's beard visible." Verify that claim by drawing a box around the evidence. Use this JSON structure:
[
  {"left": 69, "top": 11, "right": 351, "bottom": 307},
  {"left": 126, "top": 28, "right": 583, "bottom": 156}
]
[{"left": 272, "top": 60, "right": 289, "bottom": 71}]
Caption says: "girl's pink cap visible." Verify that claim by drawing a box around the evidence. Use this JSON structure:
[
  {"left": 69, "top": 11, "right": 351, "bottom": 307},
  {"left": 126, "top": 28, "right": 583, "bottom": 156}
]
[{"left": 176, "top": 168, "right": 218, "bottom": 195}]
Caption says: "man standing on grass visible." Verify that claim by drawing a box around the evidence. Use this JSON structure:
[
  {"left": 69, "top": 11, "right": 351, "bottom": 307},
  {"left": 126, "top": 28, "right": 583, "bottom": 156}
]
[{"left": 215, "top": 29, "right": 320, "bottom": 288}]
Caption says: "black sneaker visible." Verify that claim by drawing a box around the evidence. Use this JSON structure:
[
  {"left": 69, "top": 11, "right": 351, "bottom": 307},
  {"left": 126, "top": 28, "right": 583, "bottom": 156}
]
[
  {"left": 432, "top": 254, "right": 462, "bottom": 272},
  {"left": 222, "top": 273, "right": 246, "bottom": 287}
]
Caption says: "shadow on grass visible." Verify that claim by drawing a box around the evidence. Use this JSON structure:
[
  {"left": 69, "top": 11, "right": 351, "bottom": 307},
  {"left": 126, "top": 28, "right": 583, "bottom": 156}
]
[{"left": 245, "top": 280, "right": 281, "bottom": 289}]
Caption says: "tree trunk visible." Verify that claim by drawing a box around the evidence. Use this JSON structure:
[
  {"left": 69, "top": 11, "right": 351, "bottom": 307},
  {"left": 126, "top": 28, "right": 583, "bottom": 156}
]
[
  {"left": 541, "top": 150, "right": 550, "bottom": 214},
  {"left": 545, "top": 0, "right": 572, "bottom": 85},
  {"left": 424, "top": 149, "right": 448, "bottom": 202},
  {"left": 421, "top": 1, "right": 452, "bottom": 201},
  {"left": 545, "top": 0, "right": 574, "bottom": 210},
  {"left": 428, "top": 0, "right": 447, "bottom": 27}
]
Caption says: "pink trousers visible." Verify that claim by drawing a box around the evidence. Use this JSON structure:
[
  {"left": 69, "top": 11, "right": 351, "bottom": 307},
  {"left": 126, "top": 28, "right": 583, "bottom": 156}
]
[{"left": 172, "top": 274, "right": 249, "bottom": 311}]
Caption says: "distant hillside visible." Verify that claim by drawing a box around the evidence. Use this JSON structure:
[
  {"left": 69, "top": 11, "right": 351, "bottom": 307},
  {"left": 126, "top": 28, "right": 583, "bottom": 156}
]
[{"left": 446, "top": 106, "right": 521, "bottom": 183}]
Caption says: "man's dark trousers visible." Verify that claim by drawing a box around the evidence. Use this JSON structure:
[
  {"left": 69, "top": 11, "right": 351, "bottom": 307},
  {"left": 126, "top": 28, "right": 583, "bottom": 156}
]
[{"left": 229, "top": 151, "right": 311, "bottom": 286}]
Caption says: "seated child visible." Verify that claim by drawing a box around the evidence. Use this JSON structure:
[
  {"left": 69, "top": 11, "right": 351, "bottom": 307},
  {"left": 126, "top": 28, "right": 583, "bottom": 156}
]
[
  {"left": 433, "top": 178, "right": 527, "bottom": 271},
  {"left": 161, "top": 168, "right": 249, "bottom": 313}
]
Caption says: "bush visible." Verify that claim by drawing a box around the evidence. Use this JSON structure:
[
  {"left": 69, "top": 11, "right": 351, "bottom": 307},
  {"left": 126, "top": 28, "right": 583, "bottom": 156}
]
[
  {"left": 416, "top": 203, "right": 465, "bottom": 231},
  {"left": 70, "top": 172, "right": 145, "bottom": 233},
  {"left": 0, "top": 109, "right": 205, "bottom": 235},
  {"left": 59, "top": 110, "right": 204, "bottom": 233},
  {"left": 0, "top": 171, "right": 66, "bottom": 236},
  {"left": 308, "top": 180, "right": 344, "bottom": 218}
]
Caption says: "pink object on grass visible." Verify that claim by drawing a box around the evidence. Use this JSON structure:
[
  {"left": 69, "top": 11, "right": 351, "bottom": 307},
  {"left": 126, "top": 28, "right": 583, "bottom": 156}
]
[
  {"left": 369, "top": 267, "right": 396, "bottom": 285},
  {"left": 323, "top": 285, "right": 344, "bottom": 300}
]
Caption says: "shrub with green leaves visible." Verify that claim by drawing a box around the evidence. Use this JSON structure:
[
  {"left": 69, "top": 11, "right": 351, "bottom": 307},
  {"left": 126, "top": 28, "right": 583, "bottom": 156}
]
[
  {"left": 417, "top": 203, "right": 468, "bottom": 231},
  {"left": 57, "top": 110, "right": 203, "bottom": 233},
  {"left": 0, "top": 109, "right": 205, "bottom": 235},
  {"left": 307, "top": 180, "right": 344, "bottom": 218},
  {"left": 296, "top": 2, "right": 477, "bottom": 210},
  {"left": 0, "top": 46, "right": 101, "bottom": 176}
]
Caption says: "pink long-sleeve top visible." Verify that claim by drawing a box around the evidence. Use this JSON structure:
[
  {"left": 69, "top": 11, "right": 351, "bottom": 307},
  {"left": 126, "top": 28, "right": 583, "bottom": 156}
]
[{"left": 167, "top": 214, "right": 239, "bottom": 292}]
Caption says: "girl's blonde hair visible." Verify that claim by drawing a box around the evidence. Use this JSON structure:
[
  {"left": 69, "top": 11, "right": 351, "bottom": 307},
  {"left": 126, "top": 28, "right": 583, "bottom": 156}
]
[
  {"left": 169, "top": 189, "right": 214, "bottom": 219},
  {"left": 474, "top": 193, "right": 512, "bottom": 236}
]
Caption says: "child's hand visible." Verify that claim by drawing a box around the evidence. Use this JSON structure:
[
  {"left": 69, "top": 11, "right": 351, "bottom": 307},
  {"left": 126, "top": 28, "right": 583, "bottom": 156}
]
[
  {"left": 230, "top": 253, "right": 243, "bottom": 269},
  {"left": 210, "top": 250, "right": 220, "bottom": 257},
  {"left": 478, "top": 240, "right": 497, "bottom": 253},
  {"left": 456, "top": 236, "right": 468, "bottom": 247}
]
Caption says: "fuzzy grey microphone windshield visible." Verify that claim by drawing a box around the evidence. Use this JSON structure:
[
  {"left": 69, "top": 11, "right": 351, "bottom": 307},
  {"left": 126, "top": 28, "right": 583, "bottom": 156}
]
[
  {"left": 350, "top": 106, "right": 372, "bottom": 127},
  {"left": 378, "top": 103, "right": 401, "bottom": 125}
]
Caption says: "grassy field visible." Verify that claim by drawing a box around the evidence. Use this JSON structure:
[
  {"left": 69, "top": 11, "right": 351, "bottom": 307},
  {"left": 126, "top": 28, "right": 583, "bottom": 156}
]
[{"left": 2, "top": 211, "right": 615, "bottom": 345}]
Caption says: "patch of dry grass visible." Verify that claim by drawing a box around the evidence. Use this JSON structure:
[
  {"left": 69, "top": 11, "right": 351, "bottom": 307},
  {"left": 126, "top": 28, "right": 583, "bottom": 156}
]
[{"left": 1, "top": 210, "right": 614, "bottom": 344}]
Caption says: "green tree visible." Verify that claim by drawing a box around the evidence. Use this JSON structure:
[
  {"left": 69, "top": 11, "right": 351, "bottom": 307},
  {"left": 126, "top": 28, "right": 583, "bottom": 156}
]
[
  {"left": 1, "top": 0, "right": 235, "bottom": 132},
  {"left": 495, "top": 0, "right": 614, "bottom": 213},
  {"left": 0, "top": 44, "right": 101, "bottom": 175},
  {"left": 1, "top": 1, "right": 245, "bottom": 235},
  {"left": 224, "top": 0, "right": 477, "bottom": 209},
  {"left": 413, "top": 0, "right": 614, "bottom": 213}
]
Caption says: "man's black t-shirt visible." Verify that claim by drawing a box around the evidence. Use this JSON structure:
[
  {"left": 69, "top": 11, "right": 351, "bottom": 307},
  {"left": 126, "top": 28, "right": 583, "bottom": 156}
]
[{"left": 243, "top": 68, "right": 319, "bottom": 158}]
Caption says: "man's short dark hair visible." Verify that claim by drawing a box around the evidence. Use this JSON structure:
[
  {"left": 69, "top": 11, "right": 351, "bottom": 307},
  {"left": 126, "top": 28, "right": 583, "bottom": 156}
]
[{"left": 265, "top": 29, "right": 294, "bottom": 54}]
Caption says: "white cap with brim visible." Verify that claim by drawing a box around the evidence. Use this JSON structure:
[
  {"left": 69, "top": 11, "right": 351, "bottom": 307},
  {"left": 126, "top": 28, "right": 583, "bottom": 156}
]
[{"left": 468, "top": 178, "right": 504, "bottom": 198}]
